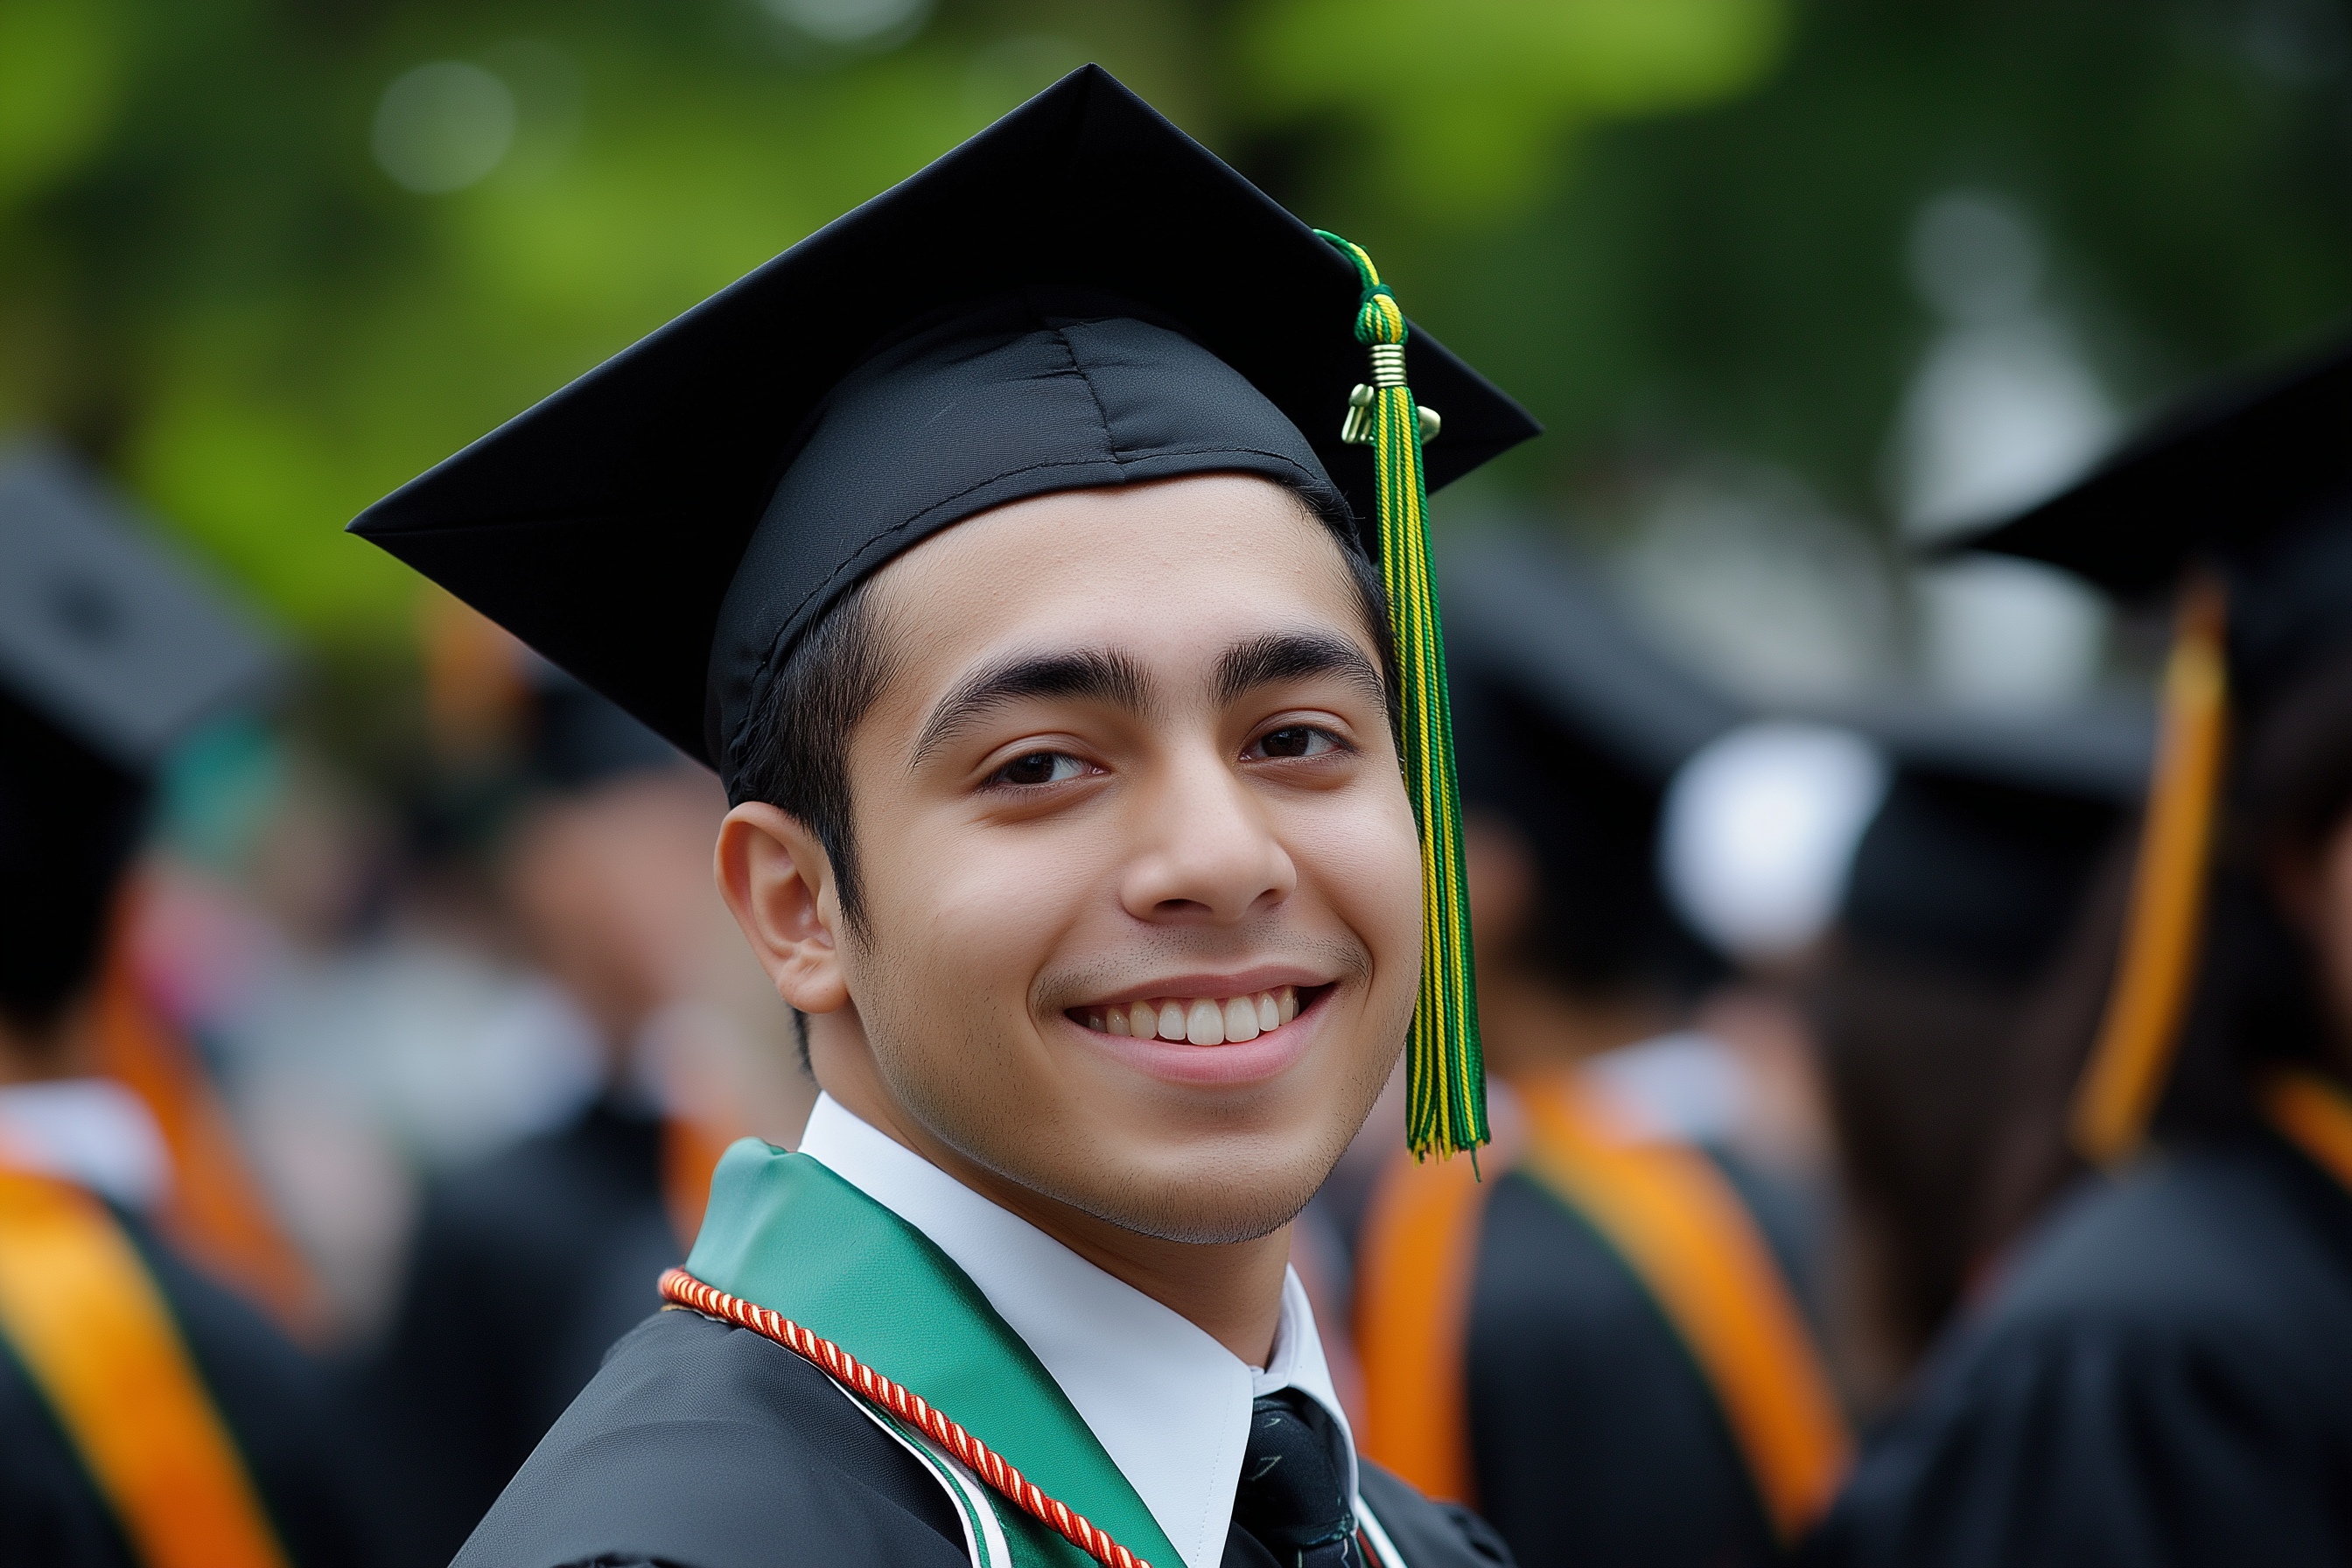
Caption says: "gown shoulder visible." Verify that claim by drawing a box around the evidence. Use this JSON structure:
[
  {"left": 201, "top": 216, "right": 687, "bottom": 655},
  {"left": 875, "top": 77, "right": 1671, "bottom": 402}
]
[
  {"left": 1466, "top": 1169, "right": 1778, "bottom": 1568},
  {"left": 452, "top": 1306, "right": 970, "bottom": 1568},
  {"left": 1808, "top": 1133, "right": 2352, "bottom": 1568},
  {"left": 1357, "top": 1460, "right": 1516, "bottom": 1568}
]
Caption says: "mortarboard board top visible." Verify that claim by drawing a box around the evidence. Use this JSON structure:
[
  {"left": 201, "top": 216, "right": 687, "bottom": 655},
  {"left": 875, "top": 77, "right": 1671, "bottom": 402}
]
[
  {"left": 1442, "top": 533, "right": 1745, "bottom": 786},
  {"left": 1966, "top": 332, "right": 2352, "bottom": 601},
  {"left": 0, "top": 440, "right": 280, "bottom": 775},
  {"left": 349, "top": 65, "right": 1538, "bottom": 787}
]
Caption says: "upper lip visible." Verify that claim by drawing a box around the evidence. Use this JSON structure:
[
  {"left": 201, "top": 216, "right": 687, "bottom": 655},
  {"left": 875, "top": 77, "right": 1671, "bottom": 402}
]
[{"left": 1074, "top": 966, "right": 1331, "bottom": 1009}]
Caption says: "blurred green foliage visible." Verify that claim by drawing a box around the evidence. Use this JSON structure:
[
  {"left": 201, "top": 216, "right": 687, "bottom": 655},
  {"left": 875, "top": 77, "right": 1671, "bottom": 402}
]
[{"left": 3, "top": 0, "right": 2349, "bottom": 650}]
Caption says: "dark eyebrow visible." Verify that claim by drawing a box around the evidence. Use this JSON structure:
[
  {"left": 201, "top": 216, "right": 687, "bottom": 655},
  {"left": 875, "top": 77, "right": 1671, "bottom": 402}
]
[
  {"left": 911, "top": 648, "right": 1151, "bottom": 767},
  {"left": 1214, "top": 631, "right": 1388, "bottom": 711}
]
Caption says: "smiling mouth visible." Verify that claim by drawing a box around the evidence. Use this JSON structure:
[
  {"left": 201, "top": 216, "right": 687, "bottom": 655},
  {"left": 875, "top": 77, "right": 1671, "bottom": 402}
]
[{"left": 1070, "top": 985, "right": 1314, "bottom": 1046}]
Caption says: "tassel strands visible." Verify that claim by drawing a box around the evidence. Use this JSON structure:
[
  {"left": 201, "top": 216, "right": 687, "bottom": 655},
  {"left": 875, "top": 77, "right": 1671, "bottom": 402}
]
[
  {"left": 2071, "top": 571, "right": 2230, "bottom": 1166},
  {"left": 1317, "top": 230, "right": 1489, "bottom": 1163}
]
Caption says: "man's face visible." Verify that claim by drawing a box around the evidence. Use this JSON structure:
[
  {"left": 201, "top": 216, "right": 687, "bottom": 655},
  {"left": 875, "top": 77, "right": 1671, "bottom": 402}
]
[{"left": 827, "top": 474, "right": 1420, "bottom": 1244}]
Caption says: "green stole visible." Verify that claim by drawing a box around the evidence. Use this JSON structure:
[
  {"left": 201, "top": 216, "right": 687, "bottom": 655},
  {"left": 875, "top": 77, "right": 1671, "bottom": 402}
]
[{"left": 683, "top": 1139, "right": 1184, "bottom": 1568}]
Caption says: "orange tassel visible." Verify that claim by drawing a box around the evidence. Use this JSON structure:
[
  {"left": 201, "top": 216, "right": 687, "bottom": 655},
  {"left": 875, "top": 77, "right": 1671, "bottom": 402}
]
[{"left": 2071, "top": 573, "right": 2230, "bottom": 1166}]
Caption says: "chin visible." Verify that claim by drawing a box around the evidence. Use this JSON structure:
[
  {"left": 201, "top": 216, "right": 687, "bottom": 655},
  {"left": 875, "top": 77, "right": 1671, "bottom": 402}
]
[
  {"left": 1073, "top": 1171, "right": 1323, "bottom": 1246},
  {"left": 1033, "top": 1128, "right": 1344, "bottom": 1245}
]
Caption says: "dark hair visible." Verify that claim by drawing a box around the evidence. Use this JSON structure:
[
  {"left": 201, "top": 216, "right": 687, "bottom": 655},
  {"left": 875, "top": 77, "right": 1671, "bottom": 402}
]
[
  {"left": 0, "top": 695, "right": 149, "bottom": 1036},
  {"left": 1803, "top": 939, "right": 2040, "bottom": 1386},
  {"left": 728, "top": 480, "right": 1395, "bottom": 945},
  {"left": 2182, "top": 647, "right": 2352, "bottom": 1101},
  {"left": 1975, "top": 646, "right": 2352, "bottom": 1257}
]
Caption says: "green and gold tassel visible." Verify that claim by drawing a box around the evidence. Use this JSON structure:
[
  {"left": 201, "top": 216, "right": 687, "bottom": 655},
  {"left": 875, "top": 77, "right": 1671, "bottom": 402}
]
[{"left": 1318, "top": 230, "right": 1489, "bottom": 1164}]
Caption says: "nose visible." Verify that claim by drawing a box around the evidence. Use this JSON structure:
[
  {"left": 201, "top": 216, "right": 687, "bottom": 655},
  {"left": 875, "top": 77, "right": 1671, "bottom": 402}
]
[{"left": 1118, "top": 744, "right": 1296, "bottom": 925}]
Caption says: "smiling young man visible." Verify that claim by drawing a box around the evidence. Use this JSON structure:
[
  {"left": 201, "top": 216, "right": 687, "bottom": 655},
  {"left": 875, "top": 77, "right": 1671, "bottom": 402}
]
[{"left": 351, "top": 67, "right": 1536, "bottom": 1568}]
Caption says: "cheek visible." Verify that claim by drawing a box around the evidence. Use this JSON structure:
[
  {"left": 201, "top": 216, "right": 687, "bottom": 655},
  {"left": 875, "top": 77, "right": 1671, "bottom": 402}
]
[
  {"left": 856, "top": 808, "right": 1102, "bottom": 1029},
  {"left": 1286, "top": 781, "right": 1424, "bottom": 963}
]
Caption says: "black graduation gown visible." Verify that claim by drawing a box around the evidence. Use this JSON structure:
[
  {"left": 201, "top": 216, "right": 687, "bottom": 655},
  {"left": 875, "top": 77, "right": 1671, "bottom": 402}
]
[
  {"left": 1465, "top": 1152, "right": 1817, "bottom": 1568},
  {"left": 354, "top": 1098, "right": 681, "bottom": 1568},
  {"left": 1806, "top": 1130, "right": 2352, "bottom": 1567},
  {"left": 452, "top": 1308, "right": 1513, "bottom": 1568},
  {"left": 0, "top": 1208, "right": 372, "bottom": 1568}
]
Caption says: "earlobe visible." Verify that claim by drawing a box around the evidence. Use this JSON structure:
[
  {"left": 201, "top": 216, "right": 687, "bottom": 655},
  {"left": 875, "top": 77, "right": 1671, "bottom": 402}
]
[{"left": 714, "top": 803, "right": 851, "bottom": 1015}]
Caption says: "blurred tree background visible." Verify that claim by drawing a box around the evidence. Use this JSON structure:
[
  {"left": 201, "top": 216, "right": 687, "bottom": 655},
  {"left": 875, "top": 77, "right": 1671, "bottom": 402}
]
[{"left": 4, "top": 0, "right": 2350, "bottom": 710}]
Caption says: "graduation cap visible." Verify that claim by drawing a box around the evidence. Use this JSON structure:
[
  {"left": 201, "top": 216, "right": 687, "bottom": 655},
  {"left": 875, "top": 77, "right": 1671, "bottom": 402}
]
[
  {"left": 522, "top": 661, "right": 682, "bottom": 796},
  {"left": 1838, "top": 704, "right": 2149, "bottom": 985},
  {"left": 348, "top": 66, "right": 1537, "bottom": 1160},
  {"left": 1442, "top": 534, "right": 1742, "bottom": 989},
  {"left": 1660, "top": 700, "right": 2149, "bottom": 979},
  {"left": 1964, "top": 331, "right": 2352, "bottom": 1163},
  {"left": 0, "top": 440, "right": 280, "bottom": 1027},
  {"left": 0, "top": 441, "right": 279, "bottom": 775}
]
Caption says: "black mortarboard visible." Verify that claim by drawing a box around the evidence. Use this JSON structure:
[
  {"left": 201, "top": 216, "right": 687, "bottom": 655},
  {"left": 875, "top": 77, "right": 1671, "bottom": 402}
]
[
  {"left": 1838, "top": 704, "right": 2149, "bottom": 984},
  {"left": 1968, "top": 332, "right": 2352, "bottom": 710},
  {"left": 522, "top": 662, "right": 682, "bottom": 794},
  {"left": 1957, "top": 338, "right": 2352, "bottom": 1159},
  {"left": 0, "top": 441, "right": 280, "bottom": 774},
  {"left": 0, "top": 440, "right": 280, "bottom": 1026},
  {"left": 347, "top": 66, "right": 1538, "bottom": 794},
  {"left": 1444, "top": 535, "right": 1742, "bottom": 987}
]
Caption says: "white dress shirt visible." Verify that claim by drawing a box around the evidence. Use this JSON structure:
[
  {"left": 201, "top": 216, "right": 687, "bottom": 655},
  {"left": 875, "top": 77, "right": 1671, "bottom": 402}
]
[{"left": 797, "top": 1092, "right": 1360, "bottom": 1568}]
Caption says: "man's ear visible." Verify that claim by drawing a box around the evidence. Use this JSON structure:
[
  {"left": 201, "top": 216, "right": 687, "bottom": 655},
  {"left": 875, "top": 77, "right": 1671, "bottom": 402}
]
[{"left": 715, "top": 802, "right": 850, "bottom": 1015}]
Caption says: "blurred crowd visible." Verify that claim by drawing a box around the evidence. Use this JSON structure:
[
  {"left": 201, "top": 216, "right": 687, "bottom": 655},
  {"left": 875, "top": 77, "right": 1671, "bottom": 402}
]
[
  {"left": 10, "top": 307, "right": 2352, "bottom": 1565},
  {"left": 4, "top": 5, "right": 2352, "bottom": 1564}
]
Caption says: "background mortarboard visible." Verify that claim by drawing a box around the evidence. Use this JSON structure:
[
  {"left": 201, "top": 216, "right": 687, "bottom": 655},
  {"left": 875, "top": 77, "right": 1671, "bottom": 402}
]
[
  {"left": 1967, "top": 332, "right": 2352, "bottom": 711},
  {"left": 0, "top": 438, "right": 280, "bottom": 1026},
  {"left": 1963, "top": 329, "right": 2352, "bottom": 1160},
  {"left": 350, "top": 66, "right": 1539, "bottom": 779},
  {"left": 0, "top": 439, "right": 280, "bottom": 775},
  {"left": 520, "top": 660, "right": 682, "bottom": 796},
  {"left": 1443, "top": 532, "right": 1744, "bottom": 990},
  {"left": 1835, "top": 702, "right": 2150, "bottom": 984}
]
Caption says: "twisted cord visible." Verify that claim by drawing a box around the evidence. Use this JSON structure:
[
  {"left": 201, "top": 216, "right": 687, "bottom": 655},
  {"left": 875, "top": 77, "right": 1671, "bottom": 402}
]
[{"left": 659, "top": 1267, "right": 1150, "bottom": 1568}]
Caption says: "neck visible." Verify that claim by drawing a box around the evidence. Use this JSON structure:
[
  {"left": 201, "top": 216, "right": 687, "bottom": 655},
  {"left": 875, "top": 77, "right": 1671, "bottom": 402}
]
[
  {"left": 1476, "top": 962, "right": 1668, "bottom": 1081},
  {"left": 822, "top": 1069, "right": 1292, "bottom": 1368}
]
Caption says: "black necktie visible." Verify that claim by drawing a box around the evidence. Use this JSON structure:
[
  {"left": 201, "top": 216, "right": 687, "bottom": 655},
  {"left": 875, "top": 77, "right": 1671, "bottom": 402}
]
[{"left": 1227, "top": 1391, "right": 1359, "bottom": 1568}]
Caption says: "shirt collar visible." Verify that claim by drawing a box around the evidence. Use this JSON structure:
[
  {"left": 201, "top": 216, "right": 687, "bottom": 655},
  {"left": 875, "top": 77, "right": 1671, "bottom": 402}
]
[
  {"left": 0, "top": 1078, "right": 172, "bottom": 1211},
  {"left": 796, "top": 1092, "right": 1357, "bottom": 1568}
]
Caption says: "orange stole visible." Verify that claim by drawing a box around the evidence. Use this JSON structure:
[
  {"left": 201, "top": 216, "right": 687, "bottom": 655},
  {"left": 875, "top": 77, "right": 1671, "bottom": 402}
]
[
  {"left": 94, "top": 904, "right": 321, "bottom": 1339},
  {"left": 2264, "top": 1068, "right": 2352, "bottom": 1194},
  {"left": 660, "top": 1115, "right": 736, "bottom": 1251},
  {"left": 1357, "top": 1075, "right": 1849, "bottom": 1540},
  {"left": 0, "top": 1167, "right": 290, "bottom": 1568}
]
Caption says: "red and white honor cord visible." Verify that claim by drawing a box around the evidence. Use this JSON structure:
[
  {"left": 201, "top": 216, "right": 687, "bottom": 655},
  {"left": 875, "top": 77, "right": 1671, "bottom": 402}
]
[{"left": 658, "top": 1267, "right": 1152, "bottom": 1568}]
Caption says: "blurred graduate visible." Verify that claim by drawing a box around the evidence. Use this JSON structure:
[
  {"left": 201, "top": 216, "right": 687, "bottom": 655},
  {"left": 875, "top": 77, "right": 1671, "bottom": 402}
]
[
  {"left": 1812, "top": 338, "right": 2352, "bottom": 1564},
  {"left": 0, "top": 445, "right": 369, "bottom": 1567},
  {"left": 346, "top": 66, "right": 1537, "bottom": 1568},
  {"left": 1353, "top": 537, "right": 1847, "bottom": 1568},
  {"left": 1738, "top": 704, "right": 2147, "bottom": 1408},
  {"left": 353, "top": 663, "right": 777, "bottom": 1568}
]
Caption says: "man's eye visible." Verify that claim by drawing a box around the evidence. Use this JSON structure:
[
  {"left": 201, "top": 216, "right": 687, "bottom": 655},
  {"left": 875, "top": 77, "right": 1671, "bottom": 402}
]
[
  {"left": 1254, "top": 725, "right": 1338, "bottom": 760},
  {"left": 990, "top": 751, "right": 1088, "bottom": 788}
]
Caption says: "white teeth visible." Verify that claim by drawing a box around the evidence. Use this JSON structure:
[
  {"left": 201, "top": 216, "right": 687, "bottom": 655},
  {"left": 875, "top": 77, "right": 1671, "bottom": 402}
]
[{"left": 1082, "top": 987, "right": 1311, "bottom": 1044}]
